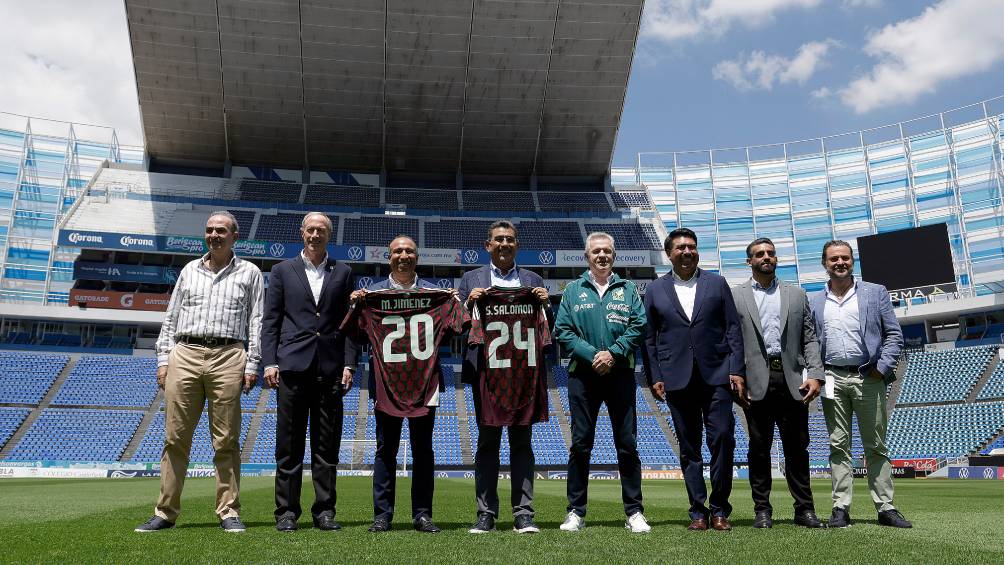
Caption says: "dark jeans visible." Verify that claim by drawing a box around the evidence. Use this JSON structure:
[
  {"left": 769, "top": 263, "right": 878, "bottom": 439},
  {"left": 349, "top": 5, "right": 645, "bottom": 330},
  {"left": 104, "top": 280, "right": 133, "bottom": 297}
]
[
  {"left": 372, "top": 409, "right": 436, "bottom": 521},
  {"left": 666, "top": 368, "right": 735, "bottom": 519},
  {"left": 274, "top": 362, "right": 344, "bottom": 520},
  {"left": 566, "top": 366, "right": 643, "bottom": 517},
  {"left": 744, "top": 370, "right": 814, "bottom": 514}
]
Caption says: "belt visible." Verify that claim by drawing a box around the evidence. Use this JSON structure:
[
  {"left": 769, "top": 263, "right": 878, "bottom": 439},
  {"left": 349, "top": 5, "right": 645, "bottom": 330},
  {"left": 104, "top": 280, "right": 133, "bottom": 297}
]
[
  {"left": 824, "top": 363, "right": 859, "bottom": 372},
  {"left": 177, "top": 335, "right": 240, "bottom": 348},
  {"left": 767, "top": 356, "right": 783, "bottom": 371}
]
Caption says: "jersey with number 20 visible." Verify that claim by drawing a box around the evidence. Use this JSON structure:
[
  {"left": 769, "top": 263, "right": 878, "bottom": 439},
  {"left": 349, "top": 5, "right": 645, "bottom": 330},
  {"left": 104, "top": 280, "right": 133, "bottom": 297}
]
[{"left": 341, "top": 289, "right": 469, "bottom": 417}]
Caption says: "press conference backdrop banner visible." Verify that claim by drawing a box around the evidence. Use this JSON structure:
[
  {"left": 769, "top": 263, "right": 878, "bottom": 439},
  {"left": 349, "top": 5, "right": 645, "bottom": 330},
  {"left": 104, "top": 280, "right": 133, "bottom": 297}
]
[{"left": 857, "top": 223, "right": 957, "bottom": 301}]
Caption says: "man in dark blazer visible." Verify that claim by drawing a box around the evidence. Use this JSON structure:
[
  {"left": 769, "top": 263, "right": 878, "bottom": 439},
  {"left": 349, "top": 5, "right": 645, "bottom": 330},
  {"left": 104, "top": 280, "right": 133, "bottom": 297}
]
[
  {"left": 731, "top": 237, "right": 824, "bottom": 529},
  {"left": 262, "top": 212, "right": 357, "bottom": 532},
  {"left": 642, "top": 227, "right": 745, "bottom": 531},
  {"left": 457, "top": 220, "right": 550, "bottom": 535}
]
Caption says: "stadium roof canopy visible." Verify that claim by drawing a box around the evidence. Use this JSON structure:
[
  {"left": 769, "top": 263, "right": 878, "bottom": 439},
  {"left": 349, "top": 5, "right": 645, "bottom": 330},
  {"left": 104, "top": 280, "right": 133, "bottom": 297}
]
[{"left": 125, "top": 0, "right": 644, "bottom": 181}]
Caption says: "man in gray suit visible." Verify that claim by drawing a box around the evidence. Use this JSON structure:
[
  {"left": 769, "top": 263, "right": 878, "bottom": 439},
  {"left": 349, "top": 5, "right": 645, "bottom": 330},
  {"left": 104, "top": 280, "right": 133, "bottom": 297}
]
[
  {"left": 732, "top": 238, "right": 824, "bottom": 529},
  {"left": 809, "top": 240, "right": 909, "bottom": 529}
]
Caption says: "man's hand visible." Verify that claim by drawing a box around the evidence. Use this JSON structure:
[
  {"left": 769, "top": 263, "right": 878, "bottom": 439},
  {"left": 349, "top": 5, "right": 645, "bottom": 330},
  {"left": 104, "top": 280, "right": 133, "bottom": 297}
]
[
  {"left": 341, "top": 367, "right": 354, "bottom": 394},
  {"left": 729, "top": 374, "right": 749, "bottom": 409},
  {"left": 592, "top": 350, "right": 615, "bottom": 376},
  {"left": 349, "top": 289, "right": 367, "bottom": 305},
  {"left": 448, "top": 288, "right": 459, "bottom": 298},
  {"left": 650, "top": 381, "right": 665, "bottom": 402},
  {"left": 156, "top": 366, "right": 168, "bottom": 390},
  {"left": 867, "top": 366, "right": 885, "bottom": 380},
  {"left": 799, "top": 378, "right": 822, "bottom": 405},
  {"left": 243, "top": 373, "right": 257, "bottom": 393},
  {"left": 466, "top": 287, "right": 486, "bottom": 307},
  {"left": 264, "top": 366, "right": 280, "bottom": 389},
  {"left": 532, "top": 287, "right": 549, "bottom": 304}
]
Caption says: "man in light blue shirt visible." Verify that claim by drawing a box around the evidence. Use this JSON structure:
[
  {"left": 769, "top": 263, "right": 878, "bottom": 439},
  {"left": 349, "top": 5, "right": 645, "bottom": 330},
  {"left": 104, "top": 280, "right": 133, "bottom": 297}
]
[{"left": 809, "top": 240, "right": 909, "bottom": 529}]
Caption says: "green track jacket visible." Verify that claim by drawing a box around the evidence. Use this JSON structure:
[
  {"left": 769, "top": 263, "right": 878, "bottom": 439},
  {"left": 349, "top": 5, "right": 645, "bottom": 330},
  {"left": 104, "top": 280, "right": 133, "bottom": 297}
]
[{"left": 554, "top": 271, "right": 647, "bottom": 373}]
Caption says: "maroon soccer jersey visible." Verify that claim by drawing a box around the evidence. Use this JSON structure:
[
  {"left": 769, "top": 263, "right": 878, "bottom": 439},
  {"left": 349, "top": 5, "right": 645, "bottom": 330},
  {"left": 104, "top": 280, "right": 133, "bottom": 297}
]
[
  {"left": 342, "top": 289, "right": 469, "bottom": 417},
  {"left": 468, "top": 287, "right": 552, "bottom": 426}
]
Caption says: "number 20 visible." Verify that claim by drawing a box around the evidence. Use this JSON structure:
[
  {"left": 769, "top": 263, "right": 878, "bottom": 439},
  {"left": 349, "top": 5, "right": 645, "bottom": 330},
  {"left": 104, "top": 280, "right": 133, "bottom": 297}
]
[
  {"left": 382, "top": 314, "right": 434, "bottom": 362},
  {"left": 486, "top": 321, "right": 536, "bottom": 368}
]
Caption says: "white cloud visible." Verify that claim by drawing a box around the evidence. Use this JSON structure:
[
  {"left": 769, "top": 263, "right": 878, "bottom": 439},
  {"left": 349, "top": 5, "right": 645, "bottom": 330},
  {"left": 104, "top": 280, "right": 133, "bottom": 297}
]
[
  {"left": 643, "top": 0, "right": 821, "bottom": 43},
  {"left": 839, "top": 0, "right": 1004, "bottom": 113},
  {"left": 713, "top": 40, "right": 840, "bottom": 91},
  {"left": 0, "top": 1, "right": 142, "bottom": 146}
]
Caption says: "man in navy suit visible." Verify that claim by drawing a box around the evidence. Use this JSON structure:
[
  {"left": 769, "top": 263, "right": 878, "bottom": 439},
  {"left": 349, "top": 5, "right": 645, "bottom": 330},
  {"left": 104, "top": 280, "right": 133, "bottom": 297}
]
[
  {"left": 262, "top": 212, "right": 357, "bottom": 532},
  {"left": 642, "top": 227, "right": 746, "bottom": 531},
  {"left": 457, "top": 220, "right": 550, "bottom": 535},
  {"left": 809, "top": 240, "right": 909, "bottom": 529}
]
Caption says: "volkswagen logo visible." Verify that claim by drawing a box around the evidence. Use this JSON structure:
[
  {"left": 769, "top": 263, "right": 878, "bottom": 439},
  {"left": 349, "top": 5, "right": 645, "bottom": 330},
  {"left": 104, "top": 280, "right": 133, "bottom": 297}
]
[
  {"left": 984, "top": 468, "right": 995, "bottom": 479},
  {"left": 959, "top": 467, "right": 970, "bottom": 479},
  {"left": 463, "top": 249, "right": 480, "bottom": 264},
  {"left": 348, "top": 246, "right": 363, "bottom": 261},
  {"left": 269, "top": 243, "right": 285, "bottom": 257},
  {"left": 357, "top": 276, "right": 373, "bottom": 289},
  {"left": 538, "top": 250, "right": 554, "bottom": 264},
  {"left": 436, "top": 279, "right": 452, "bottom": 289}
]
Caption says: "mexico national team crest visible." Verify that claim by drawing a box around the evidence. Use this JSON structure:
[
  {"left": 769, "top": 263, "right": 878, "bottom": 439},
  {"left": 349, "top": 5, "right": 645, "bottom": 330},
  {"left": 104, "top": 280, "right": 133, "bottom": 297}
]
[{"left": 612, "top": 288, "right": 625, "bottom": 301}]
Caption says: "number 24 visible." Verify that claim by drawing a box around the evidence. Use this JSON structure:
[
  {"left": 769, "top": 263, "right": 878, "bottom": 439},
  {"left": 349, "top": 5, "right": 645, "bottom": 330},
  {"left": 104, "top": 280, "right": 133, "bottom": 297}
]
[{"left": 486, "top": 321, "right": 536, "bottom": 368}]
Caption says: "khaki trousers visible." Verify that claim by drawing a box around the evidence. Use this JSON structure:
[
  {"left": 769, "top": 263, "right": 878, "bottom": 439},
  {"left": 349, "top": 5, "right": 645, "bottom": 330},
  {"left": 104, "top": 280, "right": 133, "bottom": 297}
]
[
  {"left": 155, "top": 342, "right": 245, "bottom": 522},
  {"left": 821, "top": 367, "right": 895, "bottom": 513}
]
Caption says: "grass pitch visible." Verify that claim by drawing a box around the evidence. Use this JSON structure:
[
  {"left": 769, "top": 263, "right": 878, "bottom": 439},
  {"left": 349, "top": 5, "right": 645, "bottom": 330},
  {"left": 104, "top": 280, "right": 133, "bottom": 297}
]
[{"left": 1, "top": 477, "right": 1002, "bottom": 563}]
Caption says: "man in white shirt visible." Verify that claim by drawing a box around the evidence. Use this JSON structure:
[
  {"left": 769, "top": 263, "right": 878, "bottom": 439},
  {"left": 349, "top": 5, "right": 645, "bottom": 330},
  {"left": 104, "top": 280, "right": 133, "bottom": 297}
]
[
  {"left": 136, "top": 211, "right": 264, "bottom": 534},
  {"left": 261, "top": 212, "right": 357, "bottom": 532}
]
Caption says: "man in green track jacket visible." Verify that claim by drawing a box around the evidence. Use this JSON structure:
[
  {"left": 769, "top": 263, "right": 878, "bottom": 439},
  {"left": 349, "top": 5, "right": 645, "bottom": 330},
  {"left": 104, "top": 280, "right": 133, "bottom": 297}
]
[{"left": 554, "top": 231, "right": 650, "bottom": 534}]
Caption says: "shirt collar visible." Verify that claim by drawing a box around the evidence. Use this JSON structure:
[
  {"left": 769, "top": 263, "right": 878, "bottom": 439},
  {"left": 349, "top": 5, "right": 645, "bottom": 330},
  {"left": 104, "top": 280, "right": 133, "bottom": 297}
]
[
  {"left": 826, "top": 277, "right": 858, "bottom": 300},
  {"left": 389, "top": 273, "right": 418, "bottom": 290},
  {"left": 752, "top": 276, "right": 778, "bottom": 291},
  {"left": 491, "top": 262, "right": 518, "bottom": 279},
  {"left": 199, "top": 252, "right": 237, "bottom": 273},
  {"left": 671, "top": 268, "right": 699, "bottom": 283},
  {"left": 301, "top": 250, "right": 329, "bottom": 271}
]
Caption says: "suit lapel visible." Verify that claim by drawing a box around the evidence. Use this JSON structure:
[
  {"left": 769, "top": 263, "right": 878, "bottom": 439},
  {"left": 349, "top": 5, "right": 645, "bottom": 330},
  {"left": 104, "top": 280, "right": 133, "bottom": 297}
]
[
  {"left": 662, "top": 273, "right": 689, "bottom": 324},
  {"left": 316, "top": 259, "right": 337, "bottom": 308},
  {"left": 292, "top": 256, "right": 317, "bottom": 307},
  {"left": 742, "top": 281, "right": 764, "bottom": 337},
  {"left": 778, "top": 280, "right": 790, "bottom": 338},
  {"left": 482, "top": 266, "right": 492, "bottom": 288},
  {"left": 856, "top": 282, "right": 868, "bottom": 340},
  {"left": 690, "top": 269, "right": 708, "bottom": 322}
]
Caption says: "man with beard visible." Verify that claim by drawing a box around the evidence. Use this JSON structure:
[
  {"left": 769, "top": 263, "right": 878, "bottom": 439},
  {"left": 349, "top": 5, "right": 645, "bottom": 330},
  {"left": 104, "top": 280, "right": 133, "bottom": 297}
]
[
  {"left": 809, "top": 240, "right": 909, "bottom": 529},
  {"left": 731, "top": 238, "right": 824, "bottom": 528},
  {"left": 641, "top": 227, "right": 745, "bottom": 531}
]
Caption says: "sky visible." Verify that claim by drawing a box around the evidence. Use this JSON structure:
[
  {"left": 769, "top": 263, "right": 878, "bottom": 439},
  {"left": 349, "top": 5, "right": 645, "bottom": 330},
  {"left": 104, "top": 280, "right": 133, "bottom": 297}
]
[{"left": 1, "top": 0, "right": 1003, "bottom": 169}]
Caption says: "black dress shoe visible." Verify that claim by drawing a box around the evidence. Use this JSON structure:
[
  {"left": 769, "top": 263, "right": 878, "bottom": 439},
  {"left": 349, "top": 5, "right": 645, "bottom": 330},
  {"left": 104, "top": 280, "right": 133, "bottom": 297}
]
[
  {"left": 368, "top": 517, "right": 391, "bottom": 532},
  {"left": 276, "top": 515, "right": 298, "bottom": 532},
  {"left": 829, "top": 507, "right": 851, "bottom": 528},
  {"left": 413, "top": 516, "right": 441, "bottom": 533},
  {"left": 753, "top": 511, "right": 773, "bottom": 529},
  {"left": 794, "top": 510, "right": 824, "bottom": 528},
  {"left": 313, "top": 513, "right": 342, "bottom": 531},
  {"left": 134, "top": 516, "right": 175, "bottom": 533},
  {"left": 878, "top": 509, "right": 912, "bottom": 528},
  {"left": 468, "top": 513, "right": 495, "bottom": 534}
]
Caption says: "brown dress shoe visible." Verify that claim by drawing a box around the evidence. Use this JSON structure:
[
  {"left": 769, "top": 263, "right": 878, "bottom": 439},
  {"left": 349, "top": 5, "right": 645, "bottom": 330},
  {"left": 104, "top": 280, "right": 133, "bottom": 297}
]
[
  {"left": 711, "top": 516, "right": 732, "bottom": 531},
  {"left": 687, "top": 518, "right": 708, "bottom": 531}
]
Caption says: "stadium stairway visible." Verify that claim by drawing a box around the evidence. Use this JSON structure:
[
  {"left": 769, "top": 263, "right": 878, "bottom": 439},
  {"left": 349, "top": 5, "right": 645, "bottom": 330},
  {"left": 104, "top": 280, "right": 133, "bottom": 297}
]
[
  {"left": 966, "top": 349, "right": 1002, "bottom": 403},
  {"left": 240, "top": 389, "right": 272, "bottom": 463},
  {"left": 547, "top": 371, "right": 574, "bottom": 451},
  {"left": 351, "top": 382, "right": 369, "bottom": 467},
  {"left": 636, "top": 372, "right": 683, "bottom": 458},
  {"left": 0, "top": 354, "right": 78, "bottom": 459},
  {"left": 119, "top": 389, "right": 165, "bottom": 461},
  {"left": 454, "top": 380, "right": 474, "bottom": 466}
]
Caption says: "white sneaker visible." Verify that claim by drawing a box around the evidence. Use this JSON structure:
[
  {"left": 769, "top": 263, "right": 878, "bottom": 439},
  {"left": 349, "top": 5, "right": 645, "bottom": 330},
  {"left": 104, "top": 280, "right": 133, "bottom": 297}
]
[
  {"left": 559, "top": 511, "right": 585, "bottom": 532},
  {"left": 626, "top": 512, "right": 651, "bottom": 533}
]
